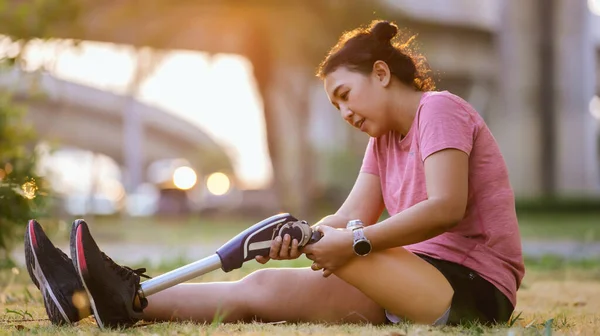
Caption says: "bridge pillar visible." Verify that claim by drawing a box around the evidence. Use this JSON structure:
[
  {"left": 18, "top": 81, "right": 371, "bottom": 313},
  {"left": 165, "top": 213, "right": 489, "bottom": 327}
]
[
  {"left": 495, "top": 0, "right": 545, "bottom": 197},
  {"left": 123, "top": 95, "right": 144, "bottom": 193},
  {"left": 553, "top": 0, "right": 600, "bottom": 195}
]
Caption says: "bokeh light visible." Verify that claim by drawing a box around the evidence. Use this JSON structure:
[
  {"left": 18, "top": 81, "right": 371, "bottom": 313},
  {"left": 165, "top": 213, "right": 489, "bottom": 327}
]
[
  {"left": 206, "top": 172, "right": 231, "bottom": 196},
  {"left": 21, "top": 180, "right": 38, "bottom": 199},
  {"left": 590, "top": 95, "right": 600, "bottom": 120},
  {"left": 99, "top": 178, "right": 126, "bottom": 202},
  {"left": 71, "top": 289, "right": 91, "bottom": 318},
  {"left": 172, "top": 166, "right": 197, "bottom": 190},
  {"left": 589, "top": 0, "right": 600, "bottom": 16}
]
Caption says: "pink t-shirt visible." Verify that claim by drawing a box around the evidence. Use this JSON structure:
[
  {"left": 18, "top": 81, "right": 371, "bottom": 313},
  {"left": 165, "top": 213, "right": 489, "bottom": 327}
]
[{"left": 361, "top": 90, "right": 525, "bottom": 307}]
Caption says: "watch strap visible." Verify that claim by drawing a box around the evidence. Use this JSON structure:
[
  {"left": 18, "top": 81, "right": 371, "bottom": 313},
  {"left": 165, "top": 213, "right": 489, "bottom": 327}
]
[
  {"left": 346, "top": 219, "right": 364, "bottom": 229},
  {"left": 352, "top": 227, "right": 366, "bottom": 242}
]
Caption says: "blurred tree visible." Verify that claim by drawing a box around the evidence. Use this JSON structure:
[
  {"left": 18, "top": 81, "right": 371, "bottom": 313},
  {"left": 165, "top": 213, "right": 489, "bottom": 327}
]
[
  {"left": 0, "top": 0, "right": 82, "bottom": 266},
  {"left": 246, "top": 0, "right": 401, "bottom": 215}
]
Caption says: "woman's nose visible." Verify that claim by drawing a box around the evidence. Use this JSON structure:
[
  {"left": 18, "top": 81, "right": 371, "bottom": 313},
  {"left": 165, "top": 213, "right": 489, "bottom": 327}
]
[{"left": 340, "top": 106, "right": 354, "bottom": 122}]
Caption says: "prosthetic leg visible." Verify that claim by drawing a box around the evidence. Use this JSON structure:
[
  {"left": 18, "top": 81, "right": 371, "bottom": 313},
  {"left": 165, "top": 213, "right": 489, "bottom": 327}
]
[{"left": 138, "top": 213, "right": 321, "bottom": 299}]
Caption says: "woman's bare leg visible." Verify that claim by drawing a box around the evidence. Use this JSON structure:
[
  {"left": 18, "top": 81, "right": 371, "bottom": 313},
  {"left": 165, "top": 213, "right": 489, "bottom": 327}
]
[
  {"left": 142, "top": 247, "right": 452, "bottom": 325},
  {"left": 142, "top": 267, "right": 386, "bottom": 324},
  {"left": 334, "top": 247, "right": 454, "bottom": 325}
]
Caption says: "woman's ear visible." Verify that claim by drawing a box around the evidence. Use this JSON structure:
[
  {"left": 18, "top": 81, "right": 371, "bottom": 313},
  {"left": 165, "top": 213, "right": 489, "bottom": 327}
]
[{"left": 372, "top": 60, "right": 391, "bottom": 87}]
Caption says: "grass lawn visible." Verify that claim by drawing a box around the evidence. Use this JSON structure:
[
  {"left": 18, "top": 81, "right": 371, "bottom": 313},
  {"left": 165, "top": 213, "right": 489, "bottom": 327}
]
[
  {"left": 35, "top": 215, "right": 250, "bottom": 246},
  {"left": 517, "top": 212, "right": 600, "bottom": 242},
  {"left": 1, "top": 255, "right": 600, "bottom": 335},
  {"left": 2, "top": 211, "right": 598, "bottom": 334},
  {"left": 35, "top": 211, "right": 600, "bottom": 248}
]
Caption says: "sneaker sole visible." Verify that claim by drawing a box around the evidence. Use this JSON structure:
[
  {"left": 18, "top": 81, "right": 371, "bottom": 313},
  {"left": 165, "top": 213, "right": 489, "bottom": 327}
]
[
  {"left": 25, "top": 220, "right": 72, "bottom": 325},
  {"left": 72, "top": 221, "right": 105, "bottom": 329}
]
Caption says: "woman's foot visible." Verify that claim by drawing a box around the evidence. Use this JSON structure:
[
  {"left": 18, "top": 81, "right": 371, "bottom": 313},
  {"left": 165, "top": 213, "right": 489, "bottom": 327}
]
[
  {"left": 71, "top": 219, "right": 150, "bottom": 329},
  {"left": 24, "top": 219, "right": 90, "bottom": 325}
]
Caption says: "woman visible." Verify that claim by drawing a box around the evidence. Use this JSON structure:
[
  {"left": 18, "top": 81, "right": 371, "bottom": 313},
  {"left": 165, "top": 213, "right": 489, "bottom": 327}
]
[{"left": 25, "top": 20, "right": 524, "bottom": 328}]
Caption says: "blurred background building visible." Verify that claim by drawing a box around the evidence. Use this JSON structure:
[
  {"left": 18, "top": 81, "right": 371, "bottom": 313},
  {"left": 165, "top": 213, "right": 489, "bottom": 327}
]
[{"left": 0, "top": 0, "right": 598, "bottom": 219}]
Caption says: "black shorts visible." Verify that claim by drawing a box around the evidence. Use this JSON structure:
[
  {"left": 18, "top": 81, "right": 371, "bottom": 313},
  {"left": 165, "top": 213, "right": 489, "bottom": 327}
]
[{"left": 389, "top": 253, "right": 515, "bottom": 326}]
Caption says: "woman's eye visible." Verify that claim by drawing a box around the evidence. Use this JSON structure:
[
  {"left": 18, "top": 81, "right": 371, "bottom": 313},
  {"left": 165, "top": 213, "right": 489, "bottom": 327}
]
[{"left": 340, "top": 91, "right": 349, "bottom": 100}]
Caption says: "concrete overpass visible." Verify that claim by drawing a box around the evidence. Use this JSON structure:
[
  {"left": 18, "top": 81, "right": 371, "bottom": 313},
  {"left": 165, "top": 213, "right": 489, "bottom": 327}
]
[{"left": 0, "top": 69, "right": 234, "bottom": 184}]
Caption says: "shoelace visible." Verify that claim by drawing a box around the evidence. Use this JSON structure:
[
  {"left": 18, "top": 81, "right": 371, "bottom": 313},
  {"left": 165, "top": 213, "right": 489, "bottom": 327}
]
[
  {"left": 56, "top": 245, "right": 151, "bottom": 281},
  {"left": 100, "top": 252, "right": 152, "bottom": 281}
]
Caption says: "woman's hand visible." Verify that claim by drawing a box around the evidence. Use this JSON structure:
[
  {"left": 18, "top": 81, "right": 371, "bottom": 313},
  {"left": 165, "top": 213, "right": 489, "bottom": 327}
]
[
  {"left": 255, "top": 233, "right": 301, "bottom": 264},
  {"left": 254, "top": 213, "right": 350, "bottom": 265},
  {"left": 302, "top": 225, "right": 355, "bottom": 277}
]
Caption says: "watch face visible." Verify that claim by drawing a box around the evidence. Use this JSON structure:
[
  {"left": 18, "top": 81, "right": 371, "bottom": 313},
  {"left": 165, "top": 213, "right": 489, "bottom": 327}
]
[{"left": 354, "top": 240, "right": 372, "bottom": 256}]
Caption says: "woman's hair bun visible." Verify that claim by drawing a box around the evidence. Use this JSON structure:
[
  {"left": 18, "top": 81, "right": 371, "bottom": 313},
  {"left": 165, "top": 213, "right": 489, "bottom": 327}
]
[{"left": 370, "top": 21, "right": 398, "bottom": 43}]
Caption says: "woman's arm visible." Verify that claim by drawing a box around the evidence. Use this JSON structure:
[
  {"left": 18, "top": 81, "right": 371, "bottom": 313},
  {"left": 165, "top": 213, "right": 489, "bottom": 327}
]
[
  {"left": 317, "top": 172, "right": 385, "bottom": 228},
  {"left": 363, "top": 148, "right": 469, "bottom": 250}
]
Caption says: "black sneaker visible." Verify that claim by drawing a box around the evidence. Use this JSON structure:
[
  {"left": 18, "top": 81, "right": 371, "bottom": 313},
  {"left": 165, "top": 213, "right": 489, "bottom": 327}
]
[
  {"left": 71, "top": 219, "right": 150, "bottom": 329},
  {"left": 24, "top": 219, "right": 91, "bottom": 325}
]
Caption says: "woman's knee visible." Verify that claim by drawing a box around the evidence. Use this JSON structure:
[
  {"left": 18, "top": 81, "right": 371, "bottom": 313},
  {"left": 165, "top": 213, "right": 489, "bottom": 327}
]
[
  {"left": 234, "top": 268, "right": 310, "bottom": 322},
  {"left": 240, "top": 268, "right": 281, "bottom": 290},
  {"left": 237, "top": 269, "right": 296, "bottom": 307}
]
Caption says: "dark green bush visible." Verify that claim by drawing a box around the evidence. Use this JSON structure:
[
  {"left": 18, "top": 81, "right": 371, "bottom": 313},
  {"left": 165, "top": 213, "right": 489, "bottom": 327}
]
[{"left": 0, "top": 92, "right": 48, "bottom": 267}]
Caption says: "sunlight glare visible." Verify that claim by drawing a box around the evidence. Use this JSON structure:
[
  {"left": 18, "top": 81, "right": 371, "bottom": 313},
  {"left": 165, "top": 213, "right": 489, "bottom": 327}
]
[
  {"left": 173, "top": 166, "right": 198, "bottom": 190},
  {"left": 206, "top": 172, "right": 231, "bottom": 196},
  {"left": 589, "top": 0, "right": 600, "bottom": 16},
  {"left": 139, "top": 52, "right": 272, "bottom": 189}
]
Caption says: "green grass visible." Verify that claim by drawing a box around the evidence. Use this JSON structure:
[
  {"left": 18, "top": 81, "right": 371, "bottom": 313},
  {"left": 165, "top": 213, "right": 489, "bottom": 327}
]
[
  {"left": 39, "top": 215, "right": 259, "bottom": 247},
  {"left": 36, "top": 211, "right": 600, "bottom": 247},
  {"left": 3, "top": 211, "right": 598, "bottom": 334},
  {"left": 1, "top": 256, "right": 600, "bottom": 335},
  {"left": 517, "top": 212, "right": 600, "bottom": 242},
  {"left": 524, "top": 255, "right": 600, "bottom": 271}
]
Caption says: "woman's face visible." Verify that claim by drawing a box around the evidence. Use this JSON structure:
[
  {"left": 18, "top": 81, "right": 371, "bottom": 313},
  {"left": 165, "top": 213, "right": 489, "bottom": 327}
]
[{"left": 324, "top": 66, "right": 390, "bottom": 137}]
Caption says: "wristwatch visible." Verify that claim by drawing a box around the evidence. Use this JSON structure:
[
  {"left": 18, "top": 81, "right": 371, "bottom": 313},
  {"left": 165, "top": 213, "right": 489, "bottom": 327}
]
[{"left": 346, "top": 219, "right": 372, "bottom": 256}]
